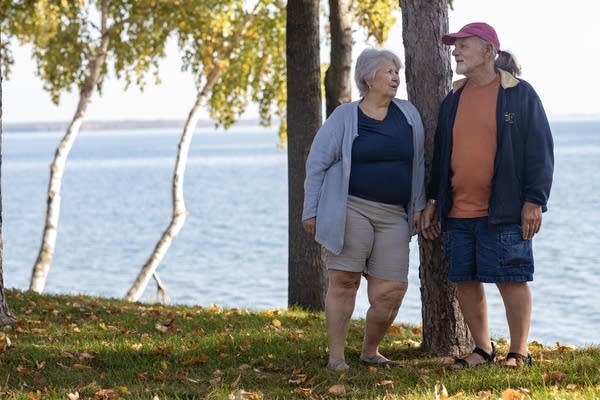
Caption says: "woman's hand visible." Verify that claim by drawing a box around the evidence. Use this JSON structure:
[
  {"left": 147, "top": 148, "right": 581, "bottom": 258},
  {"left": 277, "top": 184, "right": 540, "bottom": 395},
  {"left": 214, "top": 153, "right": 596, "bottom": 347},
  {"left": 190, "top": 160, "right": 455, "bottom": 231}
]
[
  {"left": 412, "top": 211, "right": 422, "bottom": 234},
  {"left": 302, "top": 217, "right": 316, "bottom": 237}
]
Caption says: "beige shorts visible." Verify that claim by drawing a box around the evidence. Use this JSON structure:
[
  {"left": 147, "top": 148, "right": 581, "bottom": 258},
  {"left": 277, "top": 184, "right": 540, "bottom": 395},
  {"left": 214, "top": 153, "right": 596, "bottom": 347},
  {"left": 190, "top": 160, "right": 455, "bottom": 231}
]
[{"left": 324, "top": 195, "right": 410, "bottom": 282}]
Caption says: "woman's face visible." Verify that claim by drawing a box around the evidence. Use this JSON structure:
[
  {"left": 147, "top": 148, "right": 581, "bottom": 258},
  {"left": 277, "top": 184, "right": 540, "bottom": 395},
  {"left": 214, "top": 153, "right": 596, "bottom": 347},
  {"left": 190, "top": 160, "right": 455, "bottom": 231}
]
[
  {"left": 366, "top": 60, "right": 399, "bottom": 98},
  {"left": 451, "top": 36, "right": 491, "bottom": 76}
]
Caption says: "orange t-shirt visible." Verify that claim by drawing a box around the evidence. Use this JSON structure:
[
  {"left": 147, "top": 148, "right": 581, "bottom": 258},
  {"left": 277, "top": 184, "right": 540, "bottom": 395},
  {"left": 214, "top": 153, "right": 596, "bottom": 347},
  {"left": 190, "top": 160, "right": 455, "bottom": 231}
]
[{"left": 449, "top": 75, "right": 500, "bottom": 218}]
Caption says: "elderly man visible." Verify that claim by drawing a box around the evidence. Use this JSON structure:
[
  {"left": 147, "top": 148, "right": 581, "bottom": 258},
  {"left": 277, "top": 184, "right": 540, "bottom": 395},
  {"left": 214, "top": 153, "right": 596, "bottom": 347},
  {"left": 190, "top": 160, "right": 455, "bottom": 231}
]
[{"left": 421, "top": 22, "right": 554, "bottom": 368}]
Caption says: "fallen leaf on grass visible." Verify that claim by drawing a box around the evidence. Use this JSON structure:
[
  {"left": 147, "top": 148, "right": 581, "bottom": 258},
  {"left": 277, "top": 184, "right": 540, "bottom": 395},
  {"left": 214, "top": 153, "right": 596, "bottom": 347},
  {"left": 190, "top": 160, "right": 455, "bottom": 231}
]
[
  {"left": 376, "top": 380, "right": 394, "bottom": 388},
  {"left": 131, "top": 343, "right": 143, "bottom": 352},
  {"left": 387, "top": 325, "right": 405, "bottom": 334},
  {"left": 79, "top": 352, "right": 95, "bottom": 360},
  {"left": 543, "top": 371, "right": 566, "bottom": 384},
  {"left": 434, "top": 382, "right": 448, "bottom": 399},
  {"left": 67, "top": 392, "right": 79, "bottom": 400},
  {"left": 94, "top": 388, "right": 119, "bottom": 400},
  {"left": 0, "top": 332, "right": 12, "bottom": 351},
  {"left": 271, "top": 319, "right": 282, "bottom": 328},
  {"left": 328, "top": 384, "right": 346, "bottom": 396},
  {"left": 501, "top": 388, "right": 529, "bottom": 400},
  {"left": 181, "top": 354, "right": 209, "bottom": 366},
  {"left": 228, "top": 389, "right": 263, "bottom": 400}
]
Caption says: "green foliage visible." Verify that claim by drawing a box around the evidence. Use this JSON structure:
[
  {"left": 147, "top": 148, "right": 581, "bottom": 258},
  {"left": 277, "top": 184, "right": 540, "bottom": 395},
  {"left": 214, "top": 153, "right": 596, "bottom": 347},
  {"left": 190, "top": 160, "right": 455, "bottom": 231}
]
[
  {"left": 1, "top": 289, "right": 600, "bottom": 399},
  {"left": 175, "top": 0, "right": 286, "bottom": 131},
  {"left": 353, "top": 0, "right": 399, "bottom": 46},
  {"left": 2, "top": 0, "right": 175, "bottom": 104}
]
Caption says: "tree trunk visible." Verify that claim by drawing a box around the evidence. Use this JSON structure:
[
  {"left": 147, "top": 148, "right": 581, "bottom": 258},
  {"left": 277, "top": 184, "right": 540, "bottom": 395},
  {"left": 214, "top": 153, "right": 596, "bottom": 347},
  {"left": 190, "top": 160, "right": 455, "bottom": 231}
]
[
  {"left": 29, "top": 0, "right": 110, "bottom": 293},
  {"left": 125, "top": 67, "right": 221, "bottom": 302},
  {"left": 286, "top": 0, "right": 327, "bottom": 311},
  {"left": 325, "top": 0, "right": 352, "bottom": 117},
  {"left": 0, "top": 58, "right": 17, "bottom": 326},
  {"left": 401, "top": 0, "right": 471, "bottom": 356}
]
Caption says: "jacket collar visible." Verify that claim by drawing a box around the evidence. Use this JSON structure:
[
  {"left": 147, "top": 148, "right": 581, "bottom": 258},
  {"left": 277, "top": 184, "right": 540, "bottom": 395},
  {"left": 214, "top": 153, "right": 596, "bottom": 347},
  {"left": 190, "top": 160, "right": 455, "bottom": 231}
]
[{"left": 451, "top": 68, "right": 519, "bottom": 92}]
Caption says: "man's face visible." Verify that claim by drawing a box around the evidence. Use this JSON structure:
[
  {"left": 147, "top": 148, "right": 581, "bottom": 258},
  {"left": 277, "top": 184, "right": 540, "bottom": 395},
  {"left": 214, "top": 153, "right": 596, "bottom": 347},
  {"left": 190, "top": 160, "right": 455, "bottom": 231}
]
[{"left": 451, "top": 36, "right": 489, "bottom": 77}]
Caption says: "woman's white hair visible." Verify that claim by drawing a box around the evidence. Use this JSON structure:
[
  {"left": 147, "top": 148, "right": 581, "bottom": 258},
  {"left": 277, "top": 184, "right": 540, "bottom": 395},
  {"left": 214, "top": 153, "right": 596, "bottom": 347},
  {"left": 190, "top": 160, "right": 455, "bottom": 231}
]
[{"left": 354, "top": 48, "right": 403, "bottom": 97}]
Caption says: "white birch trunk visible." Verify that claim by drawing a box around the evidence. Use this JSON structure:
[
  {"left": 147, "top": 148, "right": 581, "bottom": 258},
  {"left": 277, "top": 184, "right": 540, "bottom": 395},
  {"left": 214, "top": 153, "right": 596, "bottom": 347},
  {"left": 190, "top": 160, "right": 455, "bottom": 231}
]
[
  {"left": 125, "top": 3, "right": 262, "bottom": 302},
  {"left": 1, "top": 60, "right": 17, "bottom": 326},
  {"left": 29, "top": 1, "right": 110, "bottom": 293},
  {"left": 124, "top": 68, "right": 222, "bottom": 302}
]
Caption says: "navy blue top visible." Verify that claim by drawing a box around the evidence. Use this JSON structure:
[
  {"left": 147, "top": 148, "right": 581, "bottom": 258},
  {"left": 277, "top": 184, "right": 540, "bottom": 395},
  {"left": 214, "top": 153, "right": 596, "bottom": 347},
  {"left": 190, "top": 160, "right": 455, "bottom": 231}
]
[{"left": 349, "top": 102, "right": 414, "bottom": 205}]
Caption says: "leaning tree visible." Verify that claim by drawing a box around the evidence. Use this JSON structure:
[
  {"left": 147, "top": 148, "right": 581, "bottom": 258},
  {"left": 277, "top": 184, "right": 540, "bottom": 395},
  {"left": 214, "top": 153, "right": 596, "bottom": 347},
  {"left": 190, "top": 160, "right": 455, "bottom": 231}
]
[
  {"left": 125, "top": 0, "right": 286, "bottom": 302},
  {"left": 2, "top": 0, "right": 175, "bottom": 293}
]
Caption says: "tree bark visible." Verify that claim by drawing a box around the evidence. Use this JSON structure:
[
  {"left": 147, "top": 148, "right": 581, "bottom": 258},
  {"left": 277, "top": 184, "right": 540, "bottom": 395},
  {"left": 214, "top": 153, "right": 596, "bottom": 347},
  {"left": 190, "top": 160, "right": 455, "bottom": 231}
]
[
  {"left": 325, "top": 0, "right": 352, "bottom": 117},
  {"left": 0, "top": 55, "right": 17, "bottom": 326},
  {"left": 401, "top": 0, "right": 472, "bottom": 356},
  {"left": 29, "top": 0, "right": 110, "bottom": 293},
  {"left": 286, "top": 0, "right": 327, "bottom": 311}
]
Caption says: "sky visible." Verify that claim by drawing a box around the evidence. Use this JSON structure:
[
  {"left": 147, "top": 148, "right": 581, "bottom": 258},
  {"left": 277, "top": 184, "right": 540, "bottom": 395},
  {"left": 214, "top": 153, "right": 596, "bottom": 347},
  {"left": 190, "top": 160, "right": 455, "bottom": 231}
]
[{"left": 3, "top": 0, "right": 599, "bottom": 124}]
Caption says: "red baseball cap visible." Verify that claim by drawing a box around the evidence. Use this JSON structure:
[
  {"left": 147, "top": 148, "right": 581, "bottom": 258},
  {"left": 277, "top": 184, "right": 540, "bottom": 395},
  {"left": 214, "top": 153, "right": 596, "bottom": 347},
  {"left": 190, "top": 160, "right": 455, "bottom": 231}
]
[{"left": 442, "top": 22, "right": 500, "bottom": 50}]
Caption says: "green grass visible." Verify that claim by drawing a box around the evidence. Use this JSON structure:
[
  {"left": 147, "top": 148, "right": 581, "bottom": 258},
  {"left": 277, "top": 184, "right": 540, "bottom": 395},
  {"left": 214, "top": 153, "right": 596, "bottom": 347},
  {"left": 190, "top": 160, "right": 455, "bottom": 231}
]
[{"left": 0, "top": 289, "right": 598, "bottom": 399}]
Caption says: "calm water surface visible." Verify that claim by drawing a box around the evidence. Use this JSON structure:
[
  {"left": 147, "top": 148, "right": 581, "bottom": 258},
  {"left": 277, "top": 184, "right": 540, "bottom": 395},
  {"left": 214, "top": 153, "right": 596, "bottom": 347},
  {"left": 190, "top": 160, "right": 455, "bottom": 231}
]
[{"left": 3, "top": 121, "right": 599, "bottom": 346}]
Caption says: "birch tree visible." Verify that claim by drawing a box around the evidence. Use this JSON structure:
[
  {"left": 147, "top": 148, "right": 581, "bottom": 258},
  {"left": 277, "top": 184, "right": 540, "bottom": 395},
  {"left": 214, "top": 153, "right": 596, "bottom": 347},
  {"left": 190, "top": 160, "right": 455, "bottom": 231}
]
[
  {"left": 2, "top": 1, "right": 174, "bottom": 293},
  {"left": 125, "top": 0, "right": 286, "bottom": 302},
  {"left": 0, "top": 47, "right": 17, "bottom": 327}
]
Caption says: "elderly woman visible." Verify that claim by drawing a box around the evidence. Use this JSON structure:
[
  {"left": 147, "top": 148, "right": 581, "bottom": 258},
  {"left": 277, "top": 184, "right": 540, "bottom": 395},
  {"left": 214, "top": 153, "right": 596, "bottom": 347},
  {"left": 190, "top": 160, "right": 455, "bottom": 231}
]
[{"left": 302, "top": 48, "right": 425, "bottom": 371}]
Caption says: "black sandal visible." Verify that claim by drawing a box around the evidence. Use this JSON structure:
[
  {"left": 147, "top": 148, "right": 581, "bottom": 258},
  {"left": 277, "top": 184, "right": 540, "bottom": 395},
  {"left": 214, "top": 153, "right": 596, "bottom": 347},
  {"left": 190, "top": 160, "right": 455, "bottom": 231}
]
[
  {"left": 447, "top": 342, "right": 496, "bottom": 370},
  {"left": 503, "top": 352, "right": 532, "bottom": 367}
]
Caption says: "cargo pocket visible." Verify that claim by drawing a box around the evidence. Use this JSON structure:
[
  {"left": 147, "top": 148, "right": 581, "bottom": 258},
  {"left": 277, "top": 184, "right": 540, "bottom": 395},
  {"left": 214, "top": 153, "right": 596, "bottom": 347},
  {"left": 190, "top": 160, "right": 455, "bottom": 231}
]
[{"left": 499, "top": 228, "right": 533, "bottom": 267}]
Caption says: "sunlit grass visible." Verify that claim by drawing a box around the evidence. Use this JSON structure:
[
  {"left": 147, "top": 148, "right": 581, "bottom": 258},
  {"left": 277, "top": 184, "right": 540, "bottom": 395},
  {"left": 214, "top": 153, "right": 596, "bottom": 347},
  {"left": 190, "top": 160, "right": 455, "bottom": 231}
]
[{"left": 0, "top": 289, "right": 598, "bottom": 399}]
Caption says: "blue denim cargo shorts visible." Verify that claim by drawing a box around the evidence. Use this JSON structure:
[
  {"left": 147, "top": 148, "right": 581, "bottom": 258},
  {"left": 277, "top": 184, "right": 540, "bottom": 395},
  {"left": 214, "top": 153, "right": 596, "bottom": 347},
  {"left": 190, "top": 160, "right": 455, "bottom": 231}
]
[{"left": 442, "top": 217, "right": 534, "bottom": 283}]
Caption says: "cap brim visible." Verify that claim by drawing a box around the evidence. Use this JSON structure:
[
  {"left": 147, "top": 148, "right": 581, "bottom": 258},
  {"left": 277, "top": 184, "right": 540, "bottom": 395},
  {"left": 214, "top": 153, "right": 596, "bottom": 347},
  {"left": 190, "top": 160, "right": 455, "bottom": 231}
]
[{"left": 442, "top": 32, "right": 473, "bottom": 45}]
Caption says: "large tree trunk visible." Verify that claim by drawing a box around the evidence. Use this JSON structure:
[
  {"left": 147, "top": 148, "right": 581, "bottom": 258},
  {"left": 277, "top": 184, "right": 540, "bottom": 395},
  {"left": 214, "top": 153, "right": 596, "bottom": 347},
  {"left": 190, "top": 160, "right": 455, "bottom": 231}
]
[
  {"left": 324, "top": 0, "right": 352, "bottom": 117},
  {"left": 401, "top": 0, "right": 471, "bottom": 356},
  {"left": 286, "top": 0, "right": 327, "bottom": 311},
  {"left": 0, "top": 57, "right": 17, "bottom": 326},
  {"left": 29, "top": 1, "right": 110, "bottom": 293}
]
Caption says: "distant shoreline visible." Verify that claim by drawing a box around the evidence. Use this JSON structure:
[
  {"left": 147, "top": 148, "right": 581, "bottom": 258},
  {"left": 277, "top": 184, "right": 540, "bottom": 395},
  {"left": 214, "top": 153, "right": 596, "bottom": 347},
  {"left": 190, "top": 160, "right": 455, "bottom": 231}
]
[
  {"left": 2, "top": 118, "right": 266, "bottom": 133},
  {"left": 1, "top": 115, "right": 597, "bottom": 133}
]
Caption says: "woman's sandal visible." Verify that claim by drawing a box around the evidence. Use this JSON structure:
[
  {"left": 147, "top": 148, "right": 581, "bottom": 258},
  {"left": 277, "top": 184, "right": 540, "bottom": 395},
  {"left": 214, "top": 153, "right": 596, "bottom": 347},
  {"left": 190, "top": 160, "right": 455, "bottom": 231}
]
[
  {"left": 503, "top": 352, "right": 533, "bottom": 368},
  {"left": 327, "top": 359, "right": 350, "bottom": 372},
  {"left": 359, "top": 354, "right": 400, "bottom": 369},
  {"left": 447, "top": 342, "right": 496, "bottom": 370}
]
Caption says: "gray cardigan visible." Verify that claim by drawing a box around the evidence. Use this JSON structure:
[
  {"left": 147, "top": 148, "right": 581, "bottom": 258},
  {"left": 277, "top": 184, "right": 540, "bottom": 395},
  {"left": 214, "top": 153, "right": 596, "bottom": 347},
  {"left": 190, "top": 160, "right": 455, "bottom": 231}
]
[{"left": 302, "top": 99, "right": 426, "bottom": 255}]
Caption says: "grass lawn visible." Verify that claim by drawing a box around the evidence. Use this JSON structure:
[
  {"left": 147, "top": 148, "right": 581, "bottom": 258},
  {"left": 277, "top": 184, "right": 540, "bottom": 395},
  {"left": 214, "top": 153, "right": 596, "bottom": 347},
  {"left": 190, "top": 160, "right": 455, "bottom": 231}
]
[{"left": 0, "top": 289, "right": 598, "bottom": 399}]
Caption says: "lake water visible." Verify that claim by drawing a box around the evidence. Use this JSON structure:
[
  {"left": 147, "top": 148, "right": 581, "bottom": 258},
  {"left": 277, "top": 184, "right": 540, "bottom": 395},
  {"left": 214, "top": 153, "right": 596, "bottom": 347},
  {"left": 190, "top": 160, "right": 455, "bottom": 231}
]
[{"left": 2, "top": 120, "right": 599, "bottom": 347}]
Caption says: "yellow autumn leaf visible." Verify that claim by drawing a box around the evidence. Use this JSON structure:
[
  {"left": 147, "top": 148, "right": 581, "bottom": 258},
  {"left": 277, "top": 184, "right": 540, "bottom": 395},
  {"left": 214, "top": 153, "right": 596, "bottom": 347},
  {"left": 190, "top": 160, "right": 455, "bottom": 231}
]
[
  {"left": 228, "top": 389, "right": 263, "bottom": 400},
  {"left": 502, "top": 388, "right": 527, "bottom": 400},
  {"left": 94, "top": 388, "right": 119, "bottom": 400},
  {"left": 0, "top": 332, "right": 12, "bottom": 352},
  {"left": 434, "top": 382, "right": 448, "bottom": 400},
  {"left": 271, "top": 319, "right": 281, "bottom": 328},
  {"left": 131, "top": 343, "right": 143, "bottom": 352},
  {"left": 328, "top": 384, "right": 346, "bottom": 396}
]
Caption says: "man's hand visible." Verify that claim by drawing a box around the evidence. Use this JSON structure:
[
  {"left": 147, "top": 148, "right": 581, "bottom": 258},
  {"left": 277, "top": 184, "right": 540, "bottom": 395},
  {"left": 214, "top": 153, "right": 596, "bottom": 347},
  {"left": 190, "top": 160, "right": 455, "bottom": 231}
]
[
  {"left": 521, "top": 201, "right": 542, "bottom": 240},
  {"left": 420, "top": 202, "right": 441, "bottom": 240},
  {"left": 302, "top": 217, "right": 316, "bottom": 237}
]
